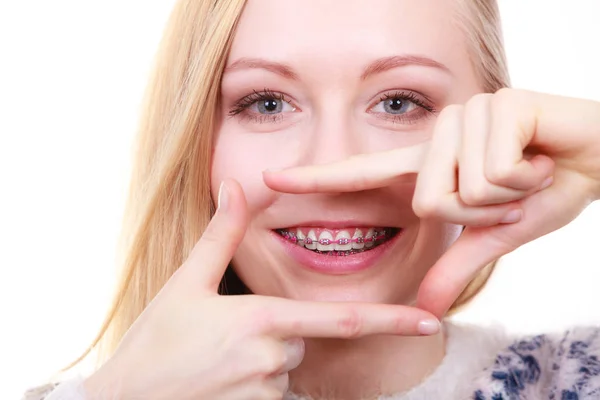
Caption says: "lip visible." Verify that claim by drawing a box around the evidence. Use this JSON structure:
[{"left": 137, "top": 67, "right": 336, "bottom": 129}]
[
  {"left": 277, "top": 220, "right": 401, "bottom": 230},
  {"left": 272, "top": 228, "right": 403, "bottom": 275}
]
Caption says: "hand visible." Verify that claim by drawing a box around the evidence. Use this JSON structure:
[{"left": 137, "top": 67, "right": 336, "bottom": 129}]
[
  {"left": 83, "top": 180, "right": 439, "bottom": 400},
  {"left": 263, "top": 89, "right": 600, "bottom": 319}
]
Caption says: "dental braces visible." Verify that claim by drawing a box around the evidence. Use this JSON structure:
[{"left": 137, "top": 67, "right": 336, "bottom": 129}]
[{"left": 280, "top": 229, "right": 388, "bottom": 245}]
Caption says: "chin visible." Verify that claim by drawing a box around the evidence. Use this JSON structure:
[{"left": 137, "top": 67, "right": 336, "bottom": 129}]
[
  {"left": 239, "top": 258, "right": 421, "bottom": 306},
  {"left": 283, "top": 284, "right": 416, "bottom": 305}
]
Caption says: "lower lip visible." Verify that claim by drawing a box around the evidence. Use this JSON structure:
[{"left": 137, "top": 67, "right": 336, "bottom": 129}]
[{"left": 272, "top": 230, "right": 402, "bottom": 275}]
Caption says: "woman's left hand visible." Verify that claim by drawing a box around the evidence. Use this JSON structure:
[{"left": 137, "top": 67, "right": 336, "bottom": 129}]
[{"left": 263, "top": 89, "right": 600, "bottom": 318}]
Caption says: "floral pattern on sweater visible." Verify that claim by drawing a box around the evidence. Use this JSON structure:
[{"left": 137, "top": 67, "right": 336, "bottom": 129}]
[{"left": 473, "top": 328, "right": 600, "bottom": 400}]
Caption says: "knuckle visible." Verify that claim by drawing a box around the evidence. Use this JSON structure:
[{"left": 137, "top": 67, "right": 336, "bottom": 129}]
[
  {"left": 485, "top": 163, "right": 515, "bottom": 185},
  {"left": 255, "top": 342, "right": 286, "bottom": 375},
  {"left": 353, "top": 173, "right": 370, "bottom": 191},
  {"left": 460, "top": 184, "right": 490, "bottom": 206},
  {"left": 465, "top": 93, "right": 493, "bottom": 111},
  {"left": 337, "top": 308, "right": 364, "bottom": 339},
  {"left": 200, "top": 222, "right": 222, "bottom": 245},
  {"left": 436, "top": 104, "right": 463, "bottom": 125},
  {"left": 412, "top": 196, "right": 442, "bottom": 218},
  {"left": 392, "top": 315, "right": 411, "bottom": 334},
  {"left": 492, "top": 88, "right": 530, "bottom": 110},
  {"left": 234, "top": 302, "right": 275, "bottom": 337},
  {"left": 252, "top": 307, "right": 277, "bottom": 334},
  {"left": 310, "top": 175, "right": 324, "bottom": 192},
  {"left": 493, "top": 87, "right": 515, "bottom": 100}
]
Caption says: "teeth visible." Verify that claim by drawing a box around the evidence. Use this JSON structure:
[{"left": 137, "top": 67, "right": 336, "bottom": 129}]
[
  {"left": 305, "top": 230, "right": 317, "bottom": 250},
  {"left": 296, "top": 229, "right": 305, "bottom": 246},
  {"left": 352, "top": 229, "right": 365, "bottom": 250},
  {"left": 365, "top": 228, "right": 375, "bottom": 248},
  {"left": 279, "top": 227, "right": 391, "bottom": 253},
  {"left": 334, "top": 230, "right": 352, "bottom": 251},
  {"left": 316, "top": 231, "right": 335, "bottom": 251}
]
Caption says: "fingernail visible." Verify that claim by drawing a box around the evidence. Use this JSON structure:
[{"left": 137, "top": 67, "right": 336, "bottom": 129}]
[
  {"left": 540, "top": 176, "right": 554, "bottom": 190},
  {"left": 284, "top": 337, "right": 305, "bottom": 354},
  {"left": 501, "top": 209, "right": 522, "bottom": 224},
  {"left": 418, "top": 319, "right": 440, "bottom": 336},
  {"left": 283, "top": 338, "right": 306, "bottom": 372},
  {"left": 217, "top": 181, "right": 229, "bottom": 211}
]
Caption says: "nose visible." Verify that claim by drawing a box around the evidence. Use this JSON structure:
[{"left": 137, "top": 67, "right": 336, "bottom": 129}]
[{"left": 300, "top": 105, "right": 365, "bottom": 167}]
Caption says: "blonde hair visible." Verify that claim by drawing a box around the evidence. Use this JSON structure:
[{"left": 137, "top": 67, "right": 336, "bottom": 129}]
[
  {"left": 70, "top": 0, "right": 510, "bottom": 368},
  {"left": 447, "top": 0, "right": 511, "bottom": 312}
]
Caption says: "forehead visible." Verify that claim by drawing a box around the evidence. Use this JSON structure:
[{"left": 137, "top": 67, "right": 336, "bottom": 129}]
[{"left": 228, "top": 0, "right": 470, "bottom": 74}]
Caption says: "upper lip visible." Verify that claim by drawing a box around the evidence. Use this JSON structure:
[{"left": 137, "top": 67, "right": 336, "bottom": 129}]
[{"left": 274, "top": 219, "right": 400, "bottom": 230}]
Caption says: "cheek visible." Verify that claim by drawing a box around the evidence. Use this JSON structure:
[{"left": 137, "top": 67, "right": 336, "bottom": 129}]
[{"left": 211, "top": 132, "right": 284, "bottom": 212}]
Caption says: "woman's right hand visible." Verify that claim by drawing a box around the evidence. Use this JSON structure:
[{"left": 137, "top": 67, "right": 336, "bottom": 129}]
[{"left": 82, "top": 179, "right": 439, "bottom": 400}]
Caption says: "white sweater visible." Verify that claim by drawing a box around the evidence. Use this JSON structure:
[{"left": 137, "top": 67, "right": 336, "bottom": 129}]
[{"left": 23, "top": 323, "right": 600, "bottom": 400}]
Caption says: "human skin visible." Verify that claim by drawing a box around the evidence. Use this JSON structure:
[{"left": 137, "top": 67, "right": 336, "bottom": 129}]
[
  {"left": 83, "top": 1, "right": 600, "bottom": 399},
  {"left": 212, "top": 0, "right": 493, "bottom": 396},
  {"left": 265, "top": 89, "right": 600, "bottom": 318}
]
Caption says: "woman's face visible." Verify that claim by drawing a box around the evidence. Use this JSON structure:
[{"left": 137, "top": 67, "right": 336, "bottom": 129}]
[{"left": 212, "top": 0, "right": 482, "bottom": 304}]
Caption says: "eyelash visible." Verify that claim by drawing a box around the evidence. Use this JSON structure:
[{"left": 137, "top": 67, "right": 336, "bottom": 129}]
[
  {"left": 372, "top": 91, "right": 437, "bottom": 124},
  {"left": 227, "top": 88, "right": 436, "bottom": 124},
  {"left": 228, "top": 89, "right": 291, "bottom": 124}
]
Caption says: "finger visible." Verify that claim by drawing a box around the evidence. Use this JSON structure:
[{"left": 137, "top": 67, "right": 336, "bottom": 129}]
[
  {"left": 268, "top": 373, "right": 289, "bottom": 394},
  {"left": 262, "top": 142, "right": 429, "bottom": 194},
  {"left": 413, "top": 105, "right": 462, "bottom": 217},
  {"left": 414, "top": 104, "right": 523, "bottom": 226},
  {"left": 420, "top": 193, "right": 522, "bottom": 227},
  {"left": 261, "top": 299, "right": 440, "bottom": 339},
  {"left": 241, "top": 337, "right": 303, "bottom": 379},
  {"left": 243, "top": 337, "right": 289, "bottom": 377},
  {"left": 281, "top": 338, "right": 305, "bottom": 373},
  {"left": 175, "top": 179, "right": 249, "bottom": 292},
  {"left": 242, "top": 387, "right": 285, "bottom": 400},
  {"left": 416, "top": 226, "right": 515, "bottom": 318},
  {"left": 459, "top": 94, "right": 528, "bottom": 206},
  {"left": 485, "top": 89, "right": 555, "bottom": 190}
]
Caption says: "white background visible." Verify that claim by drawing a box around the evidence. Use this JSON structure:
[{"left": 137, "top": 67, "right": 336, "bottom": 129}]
[{"left": 1, "top": 1, "right": 599, "bottom": 398}]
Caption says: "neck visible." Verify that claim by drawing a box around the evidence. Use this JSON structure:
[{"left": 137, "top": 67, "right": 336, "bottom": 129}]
[{"left": 289, "top": 328, "right": 446, "bottom": 400}]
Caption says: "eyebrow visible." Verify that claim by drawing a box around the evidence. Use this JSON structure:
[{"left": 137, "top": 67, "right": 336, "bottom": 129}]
[
  {"left": 360, "top": 55, "right": 452, "bottom": 80},
  {"left": 224, "top": 55, "right": 451, "bottom": 81},
  {"left": 225, "top": 57, "right": 299, "bottom": 80}
]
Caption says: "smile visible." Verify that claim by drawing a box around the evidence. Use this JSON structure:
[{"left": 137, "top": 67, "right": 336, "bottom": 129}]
[{"left": 275, "top": 227, "right": 401, "bottom": 256}]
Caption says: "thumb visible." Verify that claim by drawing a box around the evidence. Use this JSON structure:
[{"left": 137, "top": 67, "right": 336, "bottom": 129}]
[
  {"left": 177, "top": 178, "right": 249, "bottom": 293},
  {"left": 417, "top": 176, "right": 590, "bottom": 318},
  {"left": 415, "top": 226, "right": 513, "bottom": 318}
]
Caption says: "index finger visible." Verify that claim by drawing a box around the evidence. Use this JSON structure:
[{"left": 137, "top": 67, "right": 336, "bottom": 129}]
[
  {"left": 264, "top": 298, "right": 440, "bottom": 338},
  {"left": 263, "top": 142, "right": 430, "bottom": 194}
]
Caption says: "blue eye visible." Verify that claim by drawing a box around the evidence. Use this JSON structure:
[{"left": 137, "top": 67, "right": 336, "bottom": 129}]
[
  {"left": 229, "top": 89, "right": 297, "bottom": 119},
  {"left": 372, "top": 97, "right": 418, "bottom": 115},
  {"left": 251, "top": 98, "right": 295, "bottom": 114},
  {"left": 258, "top": 99, "right": 281, "bottom": 114}
]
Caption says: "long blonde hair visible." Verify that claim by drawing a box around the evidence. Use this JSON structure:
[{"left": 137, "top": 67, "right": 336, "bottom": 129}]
[{"left": 72, "top": 0, "right": 510, "bottom": 368}]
